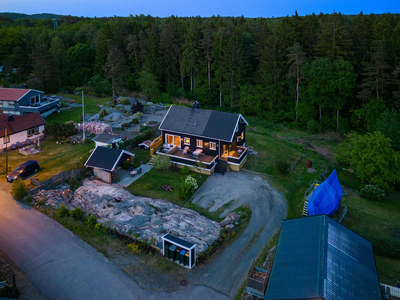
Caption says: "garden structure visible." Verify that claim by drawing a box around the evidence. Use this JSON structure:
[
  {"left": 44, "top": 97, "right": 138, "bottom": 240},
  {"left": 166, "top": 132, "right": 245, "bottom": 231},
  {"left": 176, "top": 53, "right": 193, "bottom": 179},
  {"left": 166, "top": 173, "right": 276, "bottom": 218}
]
[
  {"left": 152, "top": 102, "right": 248, "bottom": 175},
  {"left": 265, "top": 215, "right": 381, "bottom": 300},
  {"left": 84, "top": 146, "right": 134, "bottom": 183},
  {"left": 92, "top": 133, "right": 122, "bottom": 148},
  {"left": 162, "top": 233, "right": 196, "bottom": 269}
]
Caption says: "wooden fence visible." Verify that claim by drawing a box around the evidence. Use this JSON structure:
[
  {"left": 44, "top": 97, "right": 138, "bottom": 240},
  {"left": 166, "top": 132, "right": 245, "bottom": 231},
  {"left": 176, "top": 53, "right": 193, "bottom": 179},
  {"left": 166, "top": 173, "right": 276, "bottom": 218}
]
[
  {"left": 150, "top": 135, "right": 163, "bottom": 156},
  {"left": 30, "top": 168, "right": 84, "bottom": 193}
]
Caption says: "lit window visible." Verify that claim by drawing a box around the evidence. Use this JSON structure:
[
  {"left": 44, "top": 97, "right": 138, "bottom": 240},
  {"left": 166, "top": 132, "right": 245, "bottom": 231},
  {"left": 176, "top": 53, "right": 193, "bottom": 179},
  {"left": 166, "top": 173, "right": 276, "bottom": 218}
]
[
  {"left": 184, "top": 137, "right": 190, "bottom": 145},
  {"left": 210, "top": 142, "right": 216, "bottom": 150},
  {"left": 9, "top": 102, "right": 14, "bottom": 107},
  {"left": 196, "top": 140, "right": 203, "bottom": 148}
]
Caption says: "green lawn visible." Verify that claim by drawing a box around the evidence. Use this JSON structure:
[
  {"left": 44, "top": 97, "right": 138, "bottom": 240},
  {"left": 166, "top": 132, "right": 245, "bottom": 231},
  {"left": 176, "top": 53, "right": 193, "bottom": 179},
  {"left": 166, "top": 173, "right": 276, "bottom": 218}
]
[
  {"left": 45, "top": 93, "right": 114, "bottom": 124},
  {"left": 126, "top": 169, "right": 208, "bottom": 207},
  {"left": 129, "top": 148, "right": 151, "bottom": 168},
  {"left": 0, "top": 139, "right": 94, "bottom": 181}
]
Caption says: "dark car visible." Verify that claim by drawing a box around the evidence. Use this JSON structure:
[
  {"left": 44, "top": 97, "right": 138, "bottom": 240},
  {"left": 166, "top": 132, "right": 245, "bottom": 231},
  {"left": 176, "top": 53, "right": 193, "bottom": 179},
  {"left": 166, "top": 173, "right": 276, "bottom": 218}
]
[{"left": 7, "top": 160, "right": 39, "bottom": 182}]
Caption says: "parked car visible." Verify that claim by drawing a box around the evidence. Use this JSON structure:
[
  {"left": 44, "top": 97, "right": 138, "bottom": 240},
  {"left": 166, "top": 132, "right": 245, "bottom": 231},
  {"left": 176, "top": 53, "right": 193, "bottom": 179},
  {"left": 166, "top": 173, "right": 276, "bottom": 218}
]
[{"left": 7, "top": 160, "right": 39, "bottom": 182}]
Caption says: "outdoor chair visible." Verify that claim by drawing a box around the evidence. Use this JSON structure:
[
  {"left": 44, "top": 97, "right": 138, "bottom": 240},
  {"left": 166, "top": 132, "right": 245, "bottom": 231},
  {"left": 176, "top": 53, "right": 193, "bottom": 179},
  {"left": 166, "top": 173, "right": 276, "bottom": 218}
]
[
  {"left": 11, "top": 144, "right": 16, "bottom": 150},
  {"left": 193, "top": 148, "right": 203, "bottom": 158},
  {"left": 183, "top": 146, "right": 190, "bottom": 155},
  {"left": 16, "top": 142, "right": 22, "bottom": 148},
  {"left": 26, "top": 139, "right": 32, "bottom": 145}
]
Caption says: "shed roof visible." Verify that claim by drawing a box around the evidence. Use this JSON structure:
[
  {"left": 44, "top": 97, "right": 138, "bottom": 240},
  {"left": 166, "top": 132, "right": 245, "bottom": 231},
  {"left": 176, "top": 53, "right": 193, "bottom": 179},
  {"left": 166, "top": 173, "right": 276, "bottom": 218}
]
[
  {"left": 0, "top": 88, "right": 43, "bottom": 101},
  {"left": 159, "top": 105, "right": 247, "bottom": 142},
  {"left": 162, "top": 233, "right": 195, "bottom": 249},
  {"left": 265, "top": 215, "right": 381, "bottom": 300},
  {"left": 92, "top": 133, "right": 120, "bottom": 144},
  {"left": 84, "top": 146, "right": 134, "bottom": 172},
  {"left": 0, "top": 113, "right": 46, "bottom": 138}
]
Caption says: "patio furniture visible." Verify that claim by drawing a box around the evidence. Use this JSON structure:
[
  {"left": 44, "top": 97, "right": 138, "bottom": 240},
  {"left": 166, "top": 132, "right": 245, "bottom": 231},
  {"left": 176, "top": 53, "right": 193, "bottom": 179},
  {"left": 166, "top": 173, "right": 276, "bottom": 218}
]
[
  {"left": 26, "top": 139, "right": 32, "bottom": 145},
  {"left": 11, "top": 144, "right": 16, "bottom": 150},
  {"left": 238, "top": 148, "right": 243, "bottom": 155},
  {"left": 193, "top": 148, "right": 203, "bottom": 158},
  {"left": 16, "top": 142, "right": 22, "bottom": 148},
  {"left": 183, "top": 146, "right": 190, "bottom": 155}
]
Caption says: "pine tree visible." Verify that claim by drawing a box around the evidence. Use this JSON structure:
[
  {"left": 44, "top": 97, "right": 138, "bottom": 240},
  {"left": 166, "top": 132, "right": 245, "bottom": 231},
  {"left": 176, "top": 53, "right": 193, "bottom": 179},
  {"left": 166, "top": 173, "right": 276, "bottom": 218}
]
[
  {"left": 104, "top": 45, "right": 129, "bottom": 98},
  {"left": 94, "top": 23, "right": 112, "bottom": 76}
]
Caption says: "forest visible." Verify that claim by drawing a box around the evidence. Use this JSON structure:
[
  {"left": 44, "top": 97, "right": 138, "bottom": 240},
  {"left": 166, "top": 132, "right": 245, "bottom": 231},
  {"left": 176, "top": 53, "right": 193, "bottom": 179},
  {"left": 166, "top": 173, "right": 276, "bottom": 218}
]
[{"left": 0, "top": 12, "right": 399, "bottom": 136}]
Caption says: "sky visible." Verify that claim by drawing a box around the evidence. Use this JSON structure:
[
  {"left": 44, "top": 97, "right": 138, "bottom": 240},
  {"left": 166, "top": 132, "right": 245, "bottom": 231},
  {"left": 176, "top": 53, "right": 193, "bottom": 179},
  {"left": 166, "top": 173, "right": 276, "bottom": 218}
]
[{"left": 1, "top": 0, "right": 399, "bottom": 18}]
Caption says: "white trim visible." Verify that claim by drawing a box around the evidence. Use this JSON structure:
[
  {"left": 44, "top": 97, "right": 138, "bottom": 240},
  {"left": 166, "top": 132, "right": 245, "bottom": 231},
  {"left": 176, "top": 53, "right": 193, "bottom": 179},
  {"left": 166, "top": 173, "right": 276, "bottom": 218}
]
[
  {"left": 196, "top": 139, "right": 203, "bottom": 148},
  {"left": 227, "top": 153, "right": 248, "bottom": 166},
  {"left": 229, "top": 116, "right": 241, "bottom": 143},
  {"left": 160, "top": 127, "right": 230, "bottom": 143},
  {"left": 239, "top": 114, "right": 249, "bottom": 125},
  {"left": 84, "top": 146, "right": 98, "bottom": 168},
  {"left": 210, "top": 142, "right": 216, "bottom": 150},
  {"left": 184, "top": 137, "right": 190, "bottom": 145},
  {"left": 165, "top": 133, "right": 181, "bottom": 148},
  {"left": 162, "top": 238, "right": 194, "bottom": 251},
  {"left": 158, "top": 104, "right": 173, "bottom": 130},
  {"left": 84, "top": 147, "right": 134, "bottom": 171},
  {"left": 122, "top": 149, "right": 135, "bottom": 157}
]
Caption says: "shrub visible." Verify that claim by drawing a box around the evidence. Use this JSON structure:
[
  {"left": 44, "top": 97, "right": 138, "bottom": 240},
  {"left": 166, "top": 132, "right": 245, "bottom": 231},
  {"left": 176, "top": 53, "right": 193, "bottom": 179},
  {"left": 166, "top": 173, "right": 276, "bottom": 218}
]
[
  {"left": 181, "top": 165, "right": 190, "bottom": 175},
  {"left": 57, "top": 204, "right": 69, "bottom": 218},
  {"left": 127, "top": 243, "right": 141, "bottom": 254},
  {"left": 131, "top": 118, "right": 139, "bottom": 124},
  {"left": 86, "top": 214, "right": 97, "bottom": 227},
  {"left": 120, "top": 98, "right": 130, "bottom": 105},
  {"left": 139, "top": 124, "right": 148, "bottom": 132},
  {"left": 94, "top": 223, "right": 103, "bottom": 231},
  {"left": 133, "top": 112, "right": 143, "bottom": 119},
  {"left": 45, "top": 122, "right": 78, "bottom": 138},
  {"left": 307, "top": 119, "right": 322, "bottom": 133},
  {"left": 69, "top": 207, "right": 85, "bottom": 220},
  {"left": 10, "top": 178, "right": 28, "bottom": 200},
  {"left": 143, "top": 183, "right": 153, "bottom": 190},
  {"left": 153, "top": 155, "right": 171, "bottom": 170},
  {"left": 121, "top": 123, "right": 131, "bottom": 128},
  {"left": 275, "top": 160, "right": 290, "bottom": 175},
  {"left": 133, "top": 232, "right": 140, "bottom": 239},
  {"left": 120, "top": 128, "right": 153, "bottom": 149},
  {"left": 360, "top": 185, "right": 385, "bottom": 201},
  {"left": 179, "top": 175, "right": 199, "bottom": 200},
  {"left": 99, "top": 109, "right": 108, "bottom": 119}
]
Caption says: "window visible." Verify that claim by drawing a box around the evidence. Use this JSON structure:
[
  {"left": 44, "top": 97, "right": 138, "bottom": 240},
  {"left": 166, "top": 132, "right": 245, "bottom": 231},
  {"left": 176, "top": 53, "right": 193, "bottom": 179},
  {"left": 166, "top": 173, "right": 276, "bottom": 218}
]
[
  {"left": 166, "top": 134, "right": 181, "bottom": 147},
  {"left": 237, "top": 131, "right": 244, "bottom": 142},
  {"left": 210, "top": 142, "right": 216, "bottom": 150},
  {"left": 0, "top": 102, "right": 2, "bottom": 107},
  {"left": 31, "top": 97, "right": 35, "bottom": 105},
  {"left": 184, "top": 137, "right": 190, "bottom": 145},
  {"left": 196, "top": 139, "right": 203, "bottom": 148},
  {"left": 27, "top": 127, "right": 39, "bottom": 137},
  {"left": 8, "top": 102, "right": 14, "bottom": 107}
]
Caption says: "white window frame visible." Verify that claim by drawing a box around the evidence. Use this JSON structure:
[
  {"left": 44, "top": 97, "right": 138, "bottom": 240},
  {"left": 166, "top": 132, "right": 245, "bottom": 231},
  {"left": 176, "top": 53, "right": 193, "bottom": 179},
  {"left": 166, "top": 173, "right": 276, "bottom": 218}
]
[
  {"left": 196, "top": 139, "right": 203, "bottom": 148},
  {"left": 165, "top": 134, "right": 181, "bottom": 148},
  {"left": 184, "top": 137, "right": 190, "bottom": 145},
  {"left": 210, "top": 142, "right": 216, "bottom": 150}
]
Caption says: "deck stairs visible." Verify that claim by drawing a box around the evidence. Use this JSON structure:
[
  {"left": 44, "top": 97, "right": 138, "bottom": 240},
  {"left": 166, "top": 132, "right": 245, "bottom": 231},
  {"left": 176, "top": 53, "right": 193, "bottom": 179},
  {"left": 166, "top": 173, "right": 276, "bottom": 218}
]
[
  {"left": 214, "top": 160, "right": 227, "bottom": 175},
  {"left": 148, "top": 156, "right": 155, "bottom": 165}
]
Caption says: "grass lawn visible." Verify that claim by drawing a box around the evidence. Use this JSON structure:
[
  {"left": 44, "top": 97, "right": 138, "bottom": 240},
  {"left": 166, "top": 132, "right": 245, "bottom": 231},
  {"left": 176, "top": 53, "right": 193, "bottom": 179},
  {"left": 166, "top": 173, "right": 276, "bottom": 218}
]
[
  {"left": 0, "top": 139, "right": 94, "bottom": 181},
  {"left": 45, "top": 93, "right": 114, "bottom": 124},
  {"left": 126, "top": 168, "right": 208, "bottom": 207},
  {"left": 130, "top": 148, "right": 151, "bottom": 168}
]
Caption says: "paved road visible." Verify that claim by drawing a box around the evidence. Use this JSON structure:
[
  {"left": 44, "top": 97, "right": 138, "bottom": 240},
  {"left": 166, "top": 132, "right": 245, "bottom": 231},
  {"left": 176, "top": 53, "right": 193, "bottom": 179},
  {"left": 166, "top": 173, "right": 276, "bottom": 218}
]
[
  {"left": 0, "top": 181, "right": 230, "bottom": 300},
  {"left": 190, "top": 171, "right": 287, "bottom": 298}
]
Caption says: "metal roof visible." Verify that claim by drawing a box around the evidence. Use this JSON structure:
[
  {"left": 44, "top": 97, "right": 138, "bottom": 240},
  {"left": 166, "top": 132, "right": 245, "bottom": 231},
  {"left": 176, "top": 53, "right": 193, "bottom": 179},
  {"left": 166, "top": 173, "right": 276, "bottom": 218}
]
[
  {"left": 159, "top": 105, "right": 247, "bottom": 142},
  {"left": 265, "top": 215, "right": 381, "bottom": 300}
]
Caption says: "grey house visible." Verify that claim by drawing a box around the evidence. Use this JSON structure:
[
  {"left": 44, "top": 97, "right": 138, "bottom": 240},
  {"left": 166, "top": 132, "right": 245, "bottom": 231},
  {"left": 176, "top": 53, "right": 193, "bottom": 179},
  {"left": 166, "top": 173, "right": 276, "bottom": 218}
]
[{"left": 0, "top": 88, "right": 59, "bottom": 117}]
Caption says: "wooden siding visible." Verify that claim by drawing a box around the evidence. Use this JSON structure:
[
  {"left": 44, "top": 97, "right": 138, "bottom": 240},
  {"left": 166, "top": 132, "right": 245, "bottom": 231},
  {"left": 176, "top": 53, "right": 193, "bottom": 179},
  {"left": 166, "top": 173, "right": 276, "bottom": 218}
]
[{"left": 150, "top": 135, "right": 163, "bottom": 155}]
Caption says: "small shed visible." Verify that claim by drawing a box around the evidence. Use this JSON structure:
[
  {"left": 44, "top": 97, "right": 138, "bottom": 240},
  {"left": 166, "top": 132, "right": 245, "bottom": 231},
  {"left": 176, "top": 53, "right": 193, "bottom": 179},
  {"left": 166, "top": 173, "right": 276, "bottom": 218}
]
[
  {"left": 162, "top": 233, "right": 196, "bottom": 269},
  {"left": 92, "top": 133, "right": 122, "bottom": 148},
  {"left": 265, "top": 215, "right": 381, "bottom": 300},
  {"left": 84, "top": 146, "right": 134, "bottom": 183}
]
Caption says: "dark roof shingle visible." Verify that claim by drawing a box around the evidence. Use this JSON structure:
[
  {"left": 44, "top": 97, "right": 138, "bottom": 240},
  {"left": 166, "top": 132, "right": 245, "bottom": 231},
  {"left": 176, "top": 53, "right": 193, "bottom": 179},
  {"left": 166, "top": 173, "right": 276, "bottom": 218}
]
[
  {"left": 159, "top": 105, "right": 244, "bottom": 142},
  {"left": 0, "top": 113, "right": 46, "bottom": 138},
  {"left": 92, "top": 133, "right": 120, "bottom": 144},
  {"left": 85, "top": 147, "right": 132, "bottom": 171}
]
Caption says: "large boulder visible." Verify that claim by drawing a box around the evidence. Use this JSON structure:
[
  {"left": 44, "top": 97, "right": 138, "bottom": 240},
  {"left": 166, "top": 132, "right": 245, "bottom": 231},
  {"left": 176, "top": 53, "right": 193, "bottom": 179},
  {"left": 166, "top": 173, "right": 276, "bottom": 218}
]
[{"left": 219, "top": 212, "right": 240, "bottom": 227}]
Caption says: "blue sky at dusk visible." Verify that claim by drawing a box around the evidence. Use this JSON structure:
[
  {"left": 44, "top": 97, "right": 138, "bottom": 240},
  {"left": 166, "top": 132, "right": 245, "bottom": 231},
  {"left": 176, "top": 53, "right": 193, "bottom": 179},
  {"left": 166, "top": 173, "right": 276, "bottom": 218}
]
[{"left": 2, "top": 0, "right": 399, "bottom": 18}]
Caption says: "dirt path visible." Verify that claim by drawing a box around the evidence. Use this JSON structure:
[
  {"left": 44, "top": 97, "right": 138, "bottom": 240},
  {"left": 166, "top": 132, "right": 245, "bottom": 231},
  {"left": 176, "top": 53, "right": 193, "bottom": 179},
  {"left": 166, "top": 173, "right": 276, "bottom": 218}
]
[{"left": 189, "top": 171, "right": 287, "bottom": 297}]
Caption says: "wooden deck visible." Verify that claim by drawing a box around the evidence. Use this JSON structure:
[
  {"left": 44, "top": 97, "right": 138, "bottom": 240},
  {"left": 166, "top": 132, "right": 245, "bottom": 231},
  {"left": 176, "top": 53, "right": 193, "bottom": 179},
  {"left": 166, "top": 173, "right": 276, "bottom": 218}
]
[{"left": 157, "top": 149, "right": 217, "bottom": 164}]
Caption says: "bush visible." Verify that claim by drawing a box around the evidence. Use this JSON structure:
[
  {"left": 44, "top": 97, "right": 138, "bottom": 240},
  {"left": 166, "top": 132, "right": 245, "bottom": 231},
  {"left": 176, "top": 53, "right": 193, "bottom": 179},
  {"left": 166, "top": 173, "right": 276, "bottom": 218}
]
[
  {"left": 10, "top": 178, "right": 28, "bottom": 200},
  {"left": 99, "top": 109, "right": 108, "bottom": 119},
  {"left": 133, "top": 112, "right": 143, "bottom": 119},
  {"left": 69, "top": 207, "right": 85, "bottom": 220},
  {"left": 120, "top": 128, "right": 153, "bottom": 149},
  {"left": 179, "top": 175, "right": 199, "bottom": 200},
  {"left": 127, "top": 243, "right": 141, "bottom": 254},
  {"left": 139, "top": 124, "right": 148, "bottom": 132},
  {"left": 275, "top": 160, "right": 290, "bottom": 175},
  {"left": 121, "top": 123, "right": 131, "bottom": 128},
  {"left": 307, "top": 119, "right": 322, "bottom": 133},
  {"left": 360, "top": 185, "right": 385, "bottom": 201},
  {"left": 45, "top": 122, "right": 78, "bottom": 138},
  {"left": 181, "top": 165, "right": 190, "bottom": 175},
  {"left": 152, "top": 155, "right": 171, "bottom": 170},
  {"left": 143, "top": 183, "right": 153, "bottom": 190},
  {"left": 120, "top": 98, "right": 130, "bottom": 105},
  {"left": 57, "top": 204, "right": 69, "bottom": 218},
  {"left": 94, "top": 223, "right": 103, "bottom": 231},
  {"left": 131, "top": 118, "right": 139, "bottom": 124},
  {"left": 86, "top": 214, "right": 97, "bottom": 227}
]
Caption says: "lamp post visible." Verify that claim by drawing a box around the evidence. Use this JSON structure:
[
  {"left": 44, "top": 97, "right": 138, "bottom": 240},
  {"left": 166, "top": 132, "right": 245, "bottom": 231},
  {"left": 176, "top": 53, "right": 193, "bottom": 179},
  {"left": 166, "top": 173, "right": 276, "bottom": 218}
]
[{"left": 1, "top": 127, "right": 8, "bottom": 174}]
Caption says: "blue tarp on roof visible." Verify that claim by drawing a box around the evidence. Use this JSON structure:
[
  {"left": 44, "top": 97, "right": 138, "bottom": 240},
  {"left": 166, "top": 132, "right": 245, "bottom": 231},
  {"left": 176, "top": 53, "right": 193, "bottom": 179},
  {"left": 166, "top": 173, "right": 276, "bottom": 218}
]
[{"left": 308, "top": 169, "right": 342, "bottom": 216}]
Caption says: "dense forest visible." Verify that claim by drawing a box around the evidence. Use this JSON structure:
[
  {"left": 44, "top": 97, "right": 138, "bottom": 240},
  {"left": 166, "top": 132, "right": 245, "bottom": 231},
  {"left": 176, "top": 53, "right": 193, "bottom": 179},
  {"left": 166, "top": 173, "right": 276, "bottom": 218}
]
[{"left": 0, "top": 12, "right": 400, "bottom": 137}]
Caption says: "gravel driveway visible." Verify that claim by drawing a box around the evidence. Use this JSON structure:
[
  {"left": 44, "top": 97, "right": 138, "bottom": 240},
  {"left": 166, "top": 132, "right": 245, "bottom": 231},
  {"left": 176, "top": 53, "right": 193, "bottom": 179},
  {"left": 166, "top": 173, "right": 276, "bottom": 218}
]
[{"left": 189, "top": 170, "right": 287, "bottom": 297}]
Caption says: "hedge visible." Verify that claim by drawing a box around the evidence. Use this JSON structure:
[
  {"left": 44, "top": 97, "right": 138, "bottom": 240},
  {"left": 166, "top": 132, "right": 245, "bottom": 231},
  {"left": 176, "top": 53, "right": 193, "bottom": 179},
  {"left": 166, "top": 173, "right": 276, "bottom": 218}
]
[{"left": 121, "top": 128, "right": 153, "bottom": 150}]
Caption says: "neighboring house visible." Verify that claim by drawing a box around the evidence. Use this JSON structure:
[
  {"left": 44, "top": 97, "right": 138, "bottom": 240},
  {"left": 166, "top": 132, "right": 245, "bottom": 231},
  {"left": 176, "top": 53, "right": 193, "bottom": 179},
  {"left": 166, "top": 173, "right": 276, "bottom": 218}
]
[
  {"left": 0, "top": 113, "right": 46, "bottom": 150},
  {"left": 84, "top": 146, "right": 134, "bottom": 183},
  {"left": 92, "top": 133, "right": 122, "bottom": 148},
  {"left": 154, "top": 102, "right": 248, "bottom": 174},
  {"left": 0, "top": 88, "right": 60, "bottom": 117},
  {"left": 265, "top": 215, "right": 381, "bottom": 300}
]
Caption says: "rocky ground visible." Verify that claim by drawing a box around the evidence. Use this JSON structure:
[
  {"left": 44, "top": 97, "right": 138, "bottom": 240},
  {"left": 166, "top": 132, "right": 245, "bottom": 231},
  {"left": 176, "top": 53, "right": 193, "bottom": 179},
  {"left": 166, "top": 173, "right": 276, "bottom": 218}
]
[{"left": 70, "top": 180, "right": 221, "bottom": 253}]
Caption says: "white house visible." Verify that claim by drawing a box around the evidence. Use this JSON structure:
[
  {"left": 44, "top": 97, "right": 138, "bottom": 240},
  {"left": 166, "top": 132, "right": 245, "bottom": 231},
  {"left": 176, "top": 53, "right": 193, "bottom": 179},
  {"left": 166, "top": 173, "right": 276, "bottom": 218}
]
[{"left": 0, "top": 113, "right": 46, "bottom": 150}]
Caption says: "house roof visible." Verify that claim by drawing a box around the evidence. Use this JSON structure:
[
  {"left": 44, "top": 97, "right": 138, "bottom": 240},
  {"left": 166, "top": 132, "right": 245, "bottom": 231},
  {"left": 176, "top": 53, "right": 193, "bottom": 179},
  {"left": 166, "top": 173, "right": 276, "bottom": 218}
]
[
  {"left": 162, "top": 233, "right": 195, "bottom": 249},
  {"left": 159, "top": 105, "right": 248, "bottom": 142},
  {"left": 0, "top": 113, "right": 46, "bottom": 138},
  {"left": 0, "top": 88, "right": 43, "bottom": 101},
  {"left": 84, "top": 146, "right": 134, "bottom": 172},
  {"left": 265, "top": 215, "right": 381, "bottom": 300},
  {"left": 92, "top": 133, "right": 120, "bottom": 144}
]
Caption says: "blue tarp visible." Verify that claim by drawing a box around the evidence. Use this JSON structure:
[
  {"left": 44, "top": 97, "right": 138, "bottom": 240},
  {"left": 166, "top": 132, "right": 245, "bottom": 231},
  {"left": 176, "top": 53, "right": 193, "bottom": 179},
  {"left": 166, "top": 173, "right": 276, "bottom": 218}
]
[{"left": 308, "top": 169, "right": 342, "bottom": 216}]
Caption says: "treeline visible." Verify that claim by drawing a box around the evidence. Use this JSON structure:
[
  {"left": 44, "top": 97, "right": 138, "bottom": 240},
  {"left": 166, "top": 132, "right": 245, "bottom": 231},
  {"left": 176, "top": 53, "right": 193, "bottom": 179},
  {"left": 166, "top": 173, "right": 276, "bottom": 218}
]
[{"left": 0, "top": 12, "right": 400, "bottom": 135}]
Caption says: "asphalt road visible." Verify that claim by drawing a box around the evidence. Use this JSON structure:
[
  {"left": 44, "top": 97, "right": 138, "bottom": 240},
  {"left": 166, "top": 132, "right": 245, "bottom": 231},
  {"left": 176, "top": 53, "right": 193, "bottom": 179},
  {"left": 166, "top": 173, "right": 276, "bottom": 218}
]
[
  {"left": 190, "top": 171, "right": 288, "bottom": 297},
  {"left": 0, "top": 181, "right": 231, "bottom": 300}
]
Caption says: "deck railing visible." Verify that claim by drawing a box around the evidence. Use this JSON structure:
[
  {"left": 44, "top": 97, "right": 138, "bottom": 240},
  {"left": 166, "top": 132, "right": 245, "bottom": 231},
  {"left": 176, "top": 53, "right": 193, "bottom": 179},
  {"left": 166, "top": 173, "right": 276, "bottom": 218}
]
[
  {"left": 227, "top": 147, "right": 248, "bottom": 164},
  {"left": 150, "top": 135, "right": 163, "bottom": 155}
]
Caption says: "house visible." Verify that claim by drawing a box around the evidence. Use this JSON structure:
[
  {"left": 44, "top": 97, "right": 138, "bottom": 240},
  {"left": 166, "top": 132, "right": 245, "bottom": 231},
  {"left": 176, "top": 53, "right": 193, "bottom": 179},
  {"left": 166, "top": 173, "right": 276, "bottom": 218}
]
[
  {"left": 0, "top": 113, "right": 46, "bottom": 150},
  {"left": 153, "top": 103, "right": 248, "bottom": 175},
  {"left": 265, "top": 215, "right": 381, "bottom": 300},
  {"left": 92, "top": 133, "right": 122, "bottom": 148},
  {"left": 84, "top": 146, "right": 134, "bottom": 183},
  {"left": 0, "top": 88, "right": 60, "bottom": 117}
]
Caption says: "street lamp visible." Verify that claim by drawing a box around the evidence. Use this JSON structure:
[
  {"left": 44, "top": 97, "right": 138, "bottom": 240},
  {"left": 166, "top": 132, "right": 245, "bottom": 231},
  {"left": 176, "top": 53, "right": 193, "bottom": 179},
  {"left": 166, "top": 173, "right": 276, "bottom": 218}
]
[{"left": 0, "top": 127, "right": 8, "bottom": 174}]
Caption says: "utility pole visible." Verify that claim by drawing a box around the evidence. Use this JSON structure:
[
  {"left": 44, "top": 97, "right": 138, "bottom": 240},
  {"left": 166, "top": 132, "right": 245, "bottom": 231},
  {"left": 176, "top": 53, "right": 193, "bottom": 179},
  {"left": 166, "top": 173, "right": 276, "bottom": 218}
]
[
  {"left": 82, "top": 91, "right": 85, "bottom": 143},
  {"left": 1, "top": 127, "right": 8, "bottom": 174}
]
